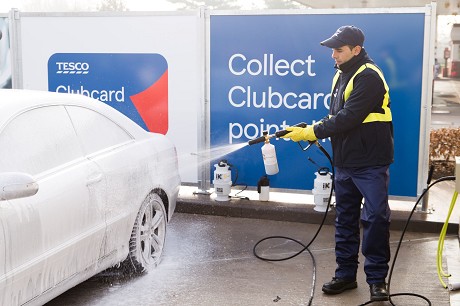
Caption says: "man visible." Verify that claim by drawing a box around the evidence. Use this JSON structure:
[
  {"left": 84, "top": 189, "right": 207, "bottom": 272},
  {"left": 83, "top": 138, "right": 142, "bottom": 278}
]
[{"left": 282, "top": 25, "right": 393, "bottom": 302}]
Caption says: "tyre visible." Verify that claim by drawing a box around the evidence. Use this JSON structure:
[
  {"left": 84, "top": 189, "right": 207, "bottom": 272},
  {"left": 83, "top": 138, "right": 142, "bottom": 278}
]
[{"left": 125, "top": 193, "right": 167, "bottom": 273}]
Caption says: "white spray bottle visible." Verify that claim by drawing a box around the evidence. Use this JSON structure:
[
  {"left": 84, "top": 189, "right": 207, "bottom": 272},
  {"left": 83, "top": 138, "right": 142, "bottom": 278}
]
[{"left": 261, "top": 132, "right": 279, "bottom": 175}]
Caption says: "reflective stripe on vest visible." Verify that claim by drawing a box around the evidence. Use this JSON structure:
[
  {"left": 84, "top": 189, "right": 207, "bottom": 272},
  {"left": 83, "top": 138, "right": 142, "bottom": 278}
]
[{"left": 331, "top": 63, "right": 392, "bottom": 123}]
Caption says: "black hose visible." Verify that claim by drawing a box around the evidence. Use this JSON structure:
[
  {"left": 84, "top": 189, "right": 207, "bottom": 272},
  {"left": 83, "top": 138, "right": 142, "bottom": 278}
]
[
  {"left": 252, "top": 137, "right": 454, "bottom": 306},
  {"left": 252, "top": 140, "right": 333, "bottom": 306},
  {"left": 358, "top": 175, "right": 455, "bottom": 306}
]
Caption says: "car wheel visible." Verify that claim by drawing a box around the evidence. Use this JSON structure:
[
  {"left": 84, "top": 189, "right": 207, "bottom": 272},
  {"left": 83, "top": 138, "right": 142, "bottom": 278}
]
[{"left": 125, "top": 193, "right": 167, "bottom": 273}]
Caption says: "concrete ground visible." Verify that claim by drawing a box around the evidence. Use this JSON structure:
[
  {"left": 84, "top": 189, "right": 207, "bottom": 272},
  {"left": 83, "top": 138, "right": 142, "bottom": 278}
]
[
  {"left": 48, "top": 213, "right": 455, "bottom": 305},
  {"left": 432, "top": 78, "right": 460, "bottom": 129},
  {"left": 172, "top": 184, "right": 458, "bottom": 306}
]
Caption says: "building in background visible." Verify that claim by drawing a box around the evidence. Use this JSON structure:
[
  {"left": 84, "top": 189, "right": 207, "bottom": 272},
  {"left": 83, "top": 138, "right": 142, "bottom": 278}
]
[{"left": 0, "top": 17, "right": 11, "bottom": 88}]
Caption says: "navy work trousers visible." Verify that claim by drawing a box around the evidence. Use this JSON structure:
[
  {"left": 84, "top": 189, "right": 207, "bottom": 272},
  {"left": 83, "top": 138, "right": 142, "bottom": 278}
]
[{"left": 333, "top": 165, "right": 391, "bottom": 285}]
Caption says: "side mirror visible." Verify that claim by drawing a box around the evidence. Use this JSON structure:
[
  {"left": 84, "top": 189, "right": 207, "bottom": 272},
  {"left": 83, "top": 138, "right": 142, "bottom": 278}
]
[{"left": 0, "top": 172, "right": 39, "bottom": 200}]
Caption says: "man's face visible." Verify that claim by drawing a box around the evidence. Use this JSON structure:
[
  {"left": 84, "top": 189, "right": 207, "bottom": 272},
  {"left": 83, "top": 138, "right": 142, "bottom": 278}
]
[{"left": 331, "top": 45, "right": 361, "bottom": 67}]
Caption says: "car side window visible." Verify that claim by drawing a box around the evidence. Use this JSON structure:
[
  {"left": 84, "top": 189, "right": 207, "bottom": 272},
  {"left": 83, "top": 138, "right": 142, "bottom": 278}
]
[
  {"left": 0, "top": 106, "right": 83, "bottom": 175},
  {"left": 65, "top": 106, "right": 133, "bottom": 156}
]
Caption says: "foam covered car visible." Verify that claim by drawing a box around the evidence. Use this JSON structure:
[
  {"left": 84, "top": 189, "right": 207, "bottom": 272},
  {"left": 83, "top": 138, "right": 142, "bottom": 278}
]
[{"left": 0, "top": 89, "right": 181, "bottom": 305}]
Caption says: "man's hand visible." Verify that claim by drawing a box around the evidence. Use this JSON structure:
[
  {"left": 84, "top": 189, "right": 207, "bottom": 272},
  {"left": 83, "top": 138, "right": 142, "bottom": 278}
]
[{"left": 280, "top": 125, "right": 317, "bottom": 142}]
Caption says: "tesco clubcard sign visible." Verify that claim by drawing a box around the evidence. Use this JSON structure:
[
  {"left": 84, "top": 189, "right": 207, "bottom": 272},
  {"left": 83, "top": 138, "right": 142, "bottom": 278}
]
[{"left": 48, "top": 53, "right": 169, "bottom": 134}]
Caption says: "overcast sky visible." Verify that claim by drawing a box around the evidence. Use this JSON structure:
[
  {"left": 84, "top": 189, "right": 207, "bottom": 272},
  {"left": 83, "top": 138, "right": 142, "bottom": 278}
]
[
  {"left": 0, "top": 0, "right": 271, "bottom": 13},
  {"left": 0, "top": 0, "right": 183, "bottom": 13}
]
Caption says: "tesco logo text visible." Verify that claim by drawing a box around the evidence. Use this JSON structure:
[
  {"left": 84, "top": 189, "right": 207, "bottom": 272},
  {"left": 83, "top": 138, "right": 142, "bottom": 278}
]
[{"left": 56, "top": 62, "right": 90, "bottom": 74}]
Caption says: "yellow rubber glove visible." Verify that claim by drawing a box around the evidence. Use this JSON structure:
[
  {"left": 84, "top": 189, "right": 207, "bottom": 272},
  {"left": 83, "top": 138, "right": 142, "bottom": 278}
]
[{"left": 282, "top": 125, "right": 317, "bottom": 142}]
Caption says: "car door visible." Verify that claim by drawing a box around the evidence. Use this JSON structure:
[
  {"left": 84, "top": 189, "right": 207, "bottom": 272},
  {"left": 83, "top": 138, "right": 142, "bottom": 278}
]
[
  {"left": 65, "top": 105, "right": 144, "bottom": 261},
  {"left": 0, "top": 105, "right": 106, "bottom": 305}
]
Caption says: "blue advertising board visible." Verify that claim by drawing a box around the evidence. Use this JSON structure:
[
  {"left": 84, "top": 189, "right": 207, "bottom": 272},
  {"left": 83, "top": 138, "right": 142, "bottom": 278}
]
[
  {"left": 48, "top": 53, "right": 169, "bottom": 134},
  {"left": 210, "top": 13, "right": 425, "bottom": 197}
]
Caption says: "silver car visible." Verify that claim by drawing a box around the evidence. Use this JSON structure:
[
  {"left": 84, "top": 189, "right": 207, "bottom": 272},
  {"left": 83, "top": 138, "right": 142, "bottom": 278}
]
[{"left": 0, "top": 89, "right": 181, "bottom": 305}]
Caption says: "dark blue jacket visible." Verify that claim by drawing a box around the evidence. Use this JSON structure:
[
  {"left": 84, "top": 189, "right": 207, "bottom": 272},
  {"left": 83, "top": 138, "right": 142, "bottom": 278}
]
[{"left": 314, "top": 49, "right": 394, "bottom": 168}]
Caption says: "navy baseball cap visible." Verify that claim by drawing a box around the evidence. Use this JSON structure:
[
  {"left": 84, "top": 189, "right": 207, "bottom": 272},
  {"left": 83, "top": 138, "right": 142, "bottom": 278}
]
[{"left": 320, "top": 26, "right": 365, "bottom": 48}]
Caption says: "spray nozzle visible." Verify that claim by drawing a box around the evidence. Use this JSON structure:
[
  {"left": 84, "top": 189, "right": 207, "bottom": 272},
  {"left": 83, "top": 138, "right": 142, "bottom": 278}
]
[
  {"left": 248, "top": 132, "right": 270, "bottom": 146},
  {"left": 248, "top": 136, "right": 266, "bottom": 146},
  {"left": 217, "top": 159, "right": 230, "bottom": 167},
  {"left": 247, "top": 122, "right": 307, "bottom": 146},
  {"left": 263, "top": 131, "right": 270, "bottom": 144}
]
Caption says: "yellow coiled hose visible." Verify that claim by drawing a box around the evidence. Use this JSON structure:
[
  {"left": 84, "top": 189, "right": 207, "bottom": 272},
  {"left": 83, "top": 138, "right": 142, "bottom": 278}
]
[{"left": 437, "top": 191, "right": 458, "bottom": 288}]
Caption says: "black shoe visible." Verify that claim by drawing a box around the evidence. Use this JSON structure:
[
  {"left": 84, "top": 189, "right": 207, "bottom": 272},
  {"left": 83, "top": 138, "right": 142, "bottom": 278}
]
[
  {"left": 322, "top": 277, "right": 357, "bottom": 295},
  {"left": 370, "top": 283, "right": 389, "bottom": 301}
]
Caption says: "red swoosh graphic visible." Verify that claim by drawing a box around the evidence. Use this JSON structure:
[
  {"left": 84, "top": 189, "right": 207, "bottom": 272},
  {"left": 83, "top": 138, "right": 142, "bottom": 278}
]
[{"left": 130, "top": 70, "right": 168, "bottom": 134}]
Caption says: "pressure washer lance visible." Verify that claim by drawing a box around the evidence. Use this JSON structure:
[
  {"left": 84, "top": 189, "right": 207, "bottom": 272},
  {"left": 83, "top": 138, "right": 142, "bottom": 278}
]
[{"left": 247, "top": 122, "right": 308, "bottom": 146}]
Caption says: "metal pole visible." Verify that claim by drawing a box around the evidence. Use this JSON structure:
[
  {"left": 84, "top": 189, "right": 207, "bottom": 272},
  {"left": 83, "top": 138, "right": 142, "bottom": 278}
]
[
  {"left": 419, "top": 165, "right": 434, "bottom": 213},
  {"left": 194, "top": 6, "right": 211, "bottom": 195}
]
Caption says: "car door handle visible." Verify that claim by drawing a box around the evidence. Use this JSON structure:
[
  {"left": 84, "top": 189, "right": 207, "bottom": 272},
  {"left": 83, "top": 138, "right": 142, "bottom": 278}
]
[{"left": 86, "top": 173, "right": 103, "bottom": 186}]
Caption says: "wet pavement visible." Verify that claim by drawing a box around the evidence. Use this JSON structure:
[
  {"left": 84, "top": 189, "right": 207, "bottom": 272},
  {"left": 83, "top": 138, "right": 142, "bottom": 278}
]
[
  {"left": 46, "top": 78, "right": 460, "bottom": 306},
  {"left": 47, "top": 213, "right": 452, "bottom": 306}
]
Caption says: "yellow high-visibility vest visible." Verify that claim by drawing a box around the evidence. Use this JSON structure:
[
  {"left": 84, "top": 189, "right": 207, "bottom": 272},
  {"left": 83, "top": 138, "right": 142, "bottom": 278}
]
[{"left": 331, "top": 63, "right": 392, "bottom": 123}]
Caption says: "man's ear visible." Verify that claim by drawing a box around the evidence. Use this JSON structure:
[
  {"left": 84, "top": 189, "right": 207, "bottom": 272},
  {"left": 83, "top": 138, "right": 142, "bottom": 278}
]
[{"left": 353, "top": 45, "right": 362, "bottom": 56}]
